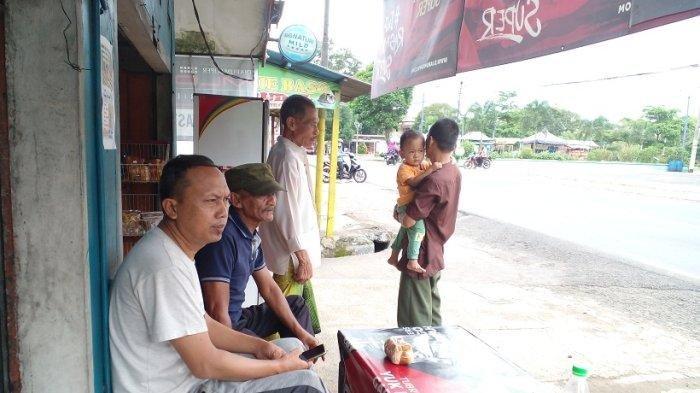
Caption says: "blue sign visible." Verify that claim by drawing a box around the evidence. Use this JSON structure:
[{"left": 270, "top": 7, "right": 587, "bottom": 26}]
[{"left": 279, "top": 25, "right": 318, "bottom": 63}]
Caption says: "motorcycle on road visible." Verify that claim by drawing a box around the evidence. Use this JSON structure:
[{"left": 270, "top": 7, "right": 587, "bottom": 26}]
[
  {"left": 323, "top": 152, "right": 367, "bottom": 183},
  {"left": 464, "top": 155, "right": 492, "bottom": 169},
  {"left": 384, "top": 149, "right": 400, "bottom": 165}
]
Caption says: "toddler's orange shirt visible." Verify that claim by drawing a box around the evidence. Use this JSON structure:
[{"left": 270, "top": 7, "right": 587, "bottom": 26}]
[{"left": 396, "top": 163, "right": 425, "bottom": 206}]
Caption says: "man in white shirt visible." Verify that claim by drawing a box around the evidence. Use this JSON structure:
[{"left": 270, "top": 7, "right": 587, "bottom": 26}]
[
  {"left": 260, "top": 95, "right": 323, "bottom": 333},
  {"left": 109, "top": 155, "right": 326, "bottom": 393}
]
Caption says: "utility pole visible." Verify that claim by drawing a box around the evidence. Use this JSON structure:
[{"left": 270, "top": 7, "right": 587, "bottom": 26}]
[
  {"left": 419, "top": 94, "right": 425, "bottom": 132},
  {"left": 457, "top": 81, "right": 463, "bottom": 116},
  {"left": 689, "top": 100, "right": 700, "bottom": 173},
  {"left": 682, "top": 96, "right": 690, "bottom": 146},
  {"left": 321, "top": 0, "right": 330, "bottom": 67},
  {"left": 457, "top": 81, "right": 464, "bottom": 134}
]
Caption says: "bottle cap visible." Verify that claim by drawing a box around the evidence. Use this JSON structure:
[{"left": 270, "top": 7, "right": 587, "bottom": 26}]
[{"left": 572, "top": 365, "right": 588, "bottom": 377}]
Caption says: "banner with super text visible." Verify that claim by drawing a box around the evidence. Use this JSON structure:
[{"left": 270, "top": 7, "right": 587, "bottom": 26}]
[{"left": 371, "top": 0, "right": 700, "bottom": 97}]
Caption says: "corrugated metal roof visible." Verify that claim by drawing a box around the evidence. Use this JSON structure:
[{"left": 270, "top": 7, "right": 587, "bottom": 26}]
[{"left": 521, "top": 131, "right": 567, "bottom": 145}]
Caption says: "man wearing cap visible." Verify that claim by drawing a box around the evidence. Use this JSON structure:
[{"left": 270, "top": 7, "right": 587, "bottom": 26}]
[{"left": 195, "top": 163, "right": 318, "bottom": 350}]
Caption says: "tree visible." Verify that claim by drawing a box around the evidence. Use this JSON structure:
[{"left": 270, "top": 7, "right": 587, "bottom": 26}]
[
  {"left": 463, "top": 91, "right": 520, "bottom": 137},
  {"left": 413, "top": 103, "right": 458, "bottom": 133},
  {"left": 617, "top": 118, "right": 650, "bottom": 146},
  {"left": 328, "top": 48, "right": 362, "bottom": 76},
  {"left": 464, "top": 101, "right": 500, "bottom": 136},
  {"left": 519, "top": 100, "right": 556, "bottom": 135},
  {"left": 324, "top": 103, "right": 356, "bottom": 145},
  {"left": 313, "top": 42, "right": 363, "bottom": 76},
  {"left": 643, "top": 106, "right": 682, "bottom": 145},
  {"left": 349, "top": 65, "right": 413, "bottom": 138},
  {"left": 584, "top": 116, "right": 614, "bottom": 141}
]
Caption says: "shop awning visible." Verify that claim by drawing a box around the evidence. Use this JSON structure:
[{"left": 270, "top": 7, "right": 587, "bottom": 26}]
[
  {"left": 264, "top": 51, "right": 371, "bottom": 103},
  {"left": 175, "top": 0, "right": 276, "bottom": 58},
  {"left": 372, "top": 0, "right": 700, "bottom": 97}
]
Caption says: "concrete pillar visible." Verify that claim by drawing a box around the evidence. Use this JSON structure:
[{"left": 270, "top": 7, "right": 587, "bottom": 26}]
[{"left": 5, "top": 0, "right": 94, "bottom": 390}]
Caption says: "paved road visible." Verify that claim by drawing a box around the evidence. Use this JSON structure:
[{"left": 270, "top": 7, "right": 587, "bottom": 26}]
[
  {"left": 313, "top": 156, "right": 700, "bottom": 392},
  {"left": 359, "top": 158, "right": 700, "bottom": 281}
]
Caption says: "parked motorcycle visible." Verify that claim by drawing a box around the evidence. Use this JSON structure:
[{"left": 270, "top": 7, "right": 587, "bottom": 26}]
[
  {"left": 464, "top": 155, "right": 492, "bottom": 169},
  {"left": 323, "top": 152, "right": 367, "bottom": 183}
]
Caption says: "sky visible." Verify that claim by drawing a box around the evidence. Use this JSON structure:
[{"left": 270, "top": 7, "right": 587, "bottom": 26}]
[{"left": 272, "top": 1, "right": 700, "bottom": 123}]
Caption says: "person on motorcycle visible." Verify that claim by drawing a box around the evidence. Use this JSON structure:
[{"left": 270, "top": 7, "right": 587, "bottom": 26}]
[
  {"left": 466, "top": 145, "right": 488, "bottom": 168},
  {"left": 338, "top": 150, "right": 351, "bottom": 177},
  {"left": 387, "top": 130, "right": 442, "bottom": 274},
  {"left": 475, "top": 145, "right": 487, "bottom": 166},
  {"left": 385, "top": 141, "right": 400, "bottom": 165}
]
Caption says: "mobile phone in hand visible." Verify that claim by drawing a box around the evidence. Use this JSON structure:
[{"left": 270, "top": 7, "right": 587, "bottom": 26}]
[{"left": 299, "top": 344, "right": 326, "bottom": 362}]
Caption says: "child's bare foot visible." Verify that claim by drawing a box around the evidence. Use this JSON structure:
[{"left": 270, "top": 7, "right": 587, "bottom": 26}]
[
  {"left": 406, "top": 259, "right": 425, "bottom": 274},
  {"left": 387, "top": 250, "right": 399, "bottom": 266}
]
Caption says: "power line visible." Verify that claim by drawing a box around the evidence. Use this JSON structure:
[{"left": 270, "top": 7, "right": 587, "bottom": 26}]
[
  {"left": 190, "top": 0, "right": 271, "bottom": 81},
  {"left": 543, "top": 63, "right": 699, "bottom": 87}
]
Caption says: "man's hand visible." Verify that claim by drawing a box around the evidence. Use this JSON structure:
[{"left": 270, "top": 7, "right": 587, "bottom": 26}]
[
  {"left": 293, "top": 249, "right": 313, "bottom": 284},
  {"left": 300, "top": 333, "right": 320, "bottom": 351},
  {"left": 277, "top": 348, "right": 312, "bottom": 372},
  {"left": 254, "top": 340, "right": 286, "bottom": 360},
  {"left": 299, "top": 333, "right": 324, "bottom": 363}
]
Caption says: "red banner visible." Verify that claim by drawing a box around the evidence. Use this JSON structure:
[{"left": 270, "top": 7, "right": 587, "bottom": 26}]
[
  {"left": 371, "top": 0, "right": 700, "bottom": 98},
  {"left": 458, "top": 0, "right": 700, "bottom": 72},
  {"left": 371, "top": 0, "right": 465, "bottom": 98}
]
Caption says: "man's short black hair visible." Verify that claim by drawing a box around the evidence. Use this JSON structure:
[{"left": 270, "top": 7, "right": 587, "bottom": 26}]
[
  {"left": 280, "top": 94, "right": 316, "bottom": 130},
  {"left": 159, "top": 155, "right": 217, "bottom": 203},
  {"left": 427, "top": 119, "right": 460, "bottom": 152},
  {"left": 399, "top": 129, "right": 424, "bottom": 149}
]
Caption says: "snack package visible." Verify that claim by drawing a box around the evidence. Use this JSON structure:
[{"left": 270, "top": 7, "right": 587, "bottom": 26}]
[
  {"left": 122, "top": 210, "right": 143, "bottom": 236},
  {"left": 148, "top": 158, "right": 164, "bottom": 180},
  {"left": 140, "top": 211, "right": 163, "bottom": 232},
  {"left": 125, "top": 156, "right": 149, "bottom": 182},
  {"left": 384, "top": 336, "right": 414, "bottom": 365}
]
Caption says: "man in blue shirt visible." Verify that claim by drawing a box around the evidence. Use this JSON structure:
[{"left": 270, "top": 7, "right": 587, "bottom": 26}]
[{"left": 195, "top": 163, "right": 318, "bottom": 350}]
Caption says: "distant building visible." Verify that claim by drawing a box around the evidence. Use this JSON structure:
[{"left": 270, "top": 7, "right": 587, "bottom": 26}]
[
  {"left": 564, "top": 140, "right": 600, "bottom": 159},
  {"left": 494, "top": 138, "right": 521, "bottom": 152},
  {"left": 399, "top": 120, "right": 415, "bottom": 132},
  {"left": 350, "top": 134, "right": 388, "bottom": 155},
  {"left": 461, "top": 131, "right": 495, "bottom": 150},
  {"left": 520, "top": 131, "right": 567, "bottom": 153}
]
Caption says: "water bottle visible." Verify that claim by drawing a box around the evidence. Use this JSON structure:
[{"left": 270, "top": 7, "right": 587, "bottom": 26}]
[{"left": 564, "top": 365, "right": 590, "bottom": 393}]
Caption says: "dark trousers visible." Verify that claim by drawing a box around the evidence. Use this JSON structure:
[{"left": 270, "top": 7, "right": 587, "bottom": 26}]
[{"left": 234, "top": 295, "right": 314, "bottom": 338}]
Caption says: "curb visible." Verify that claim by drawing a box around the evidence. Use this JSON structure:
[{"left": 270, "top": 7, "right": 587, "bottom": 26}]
[{"left": 321, "top": 227, "right": 395, "bottom": 258}]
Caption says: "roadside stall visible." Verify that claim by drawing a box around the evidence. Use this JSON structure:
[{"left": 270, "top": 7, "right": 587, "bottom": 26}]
[
  {"left": 338, "top": 326, "right": 544, "bottom": 393},
  {"left": 259, "top": 50, "right": 370, "bottom": 236},
  {"left": 520, "top": 131, "right": 568, "bottom": 154}
]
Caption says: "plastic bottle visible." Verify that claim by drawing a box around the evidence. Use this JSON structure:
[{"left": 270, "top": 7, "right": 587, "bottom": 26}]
[{"left": 564, "top": 365, "right": 590, "bottom": 393}]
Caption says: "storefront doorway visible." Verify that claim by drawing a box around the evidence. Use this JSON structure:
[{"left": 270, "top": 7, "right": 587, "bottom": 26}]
[{"left": 118, "top": 32, "right": 174, "bottom": 256}]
